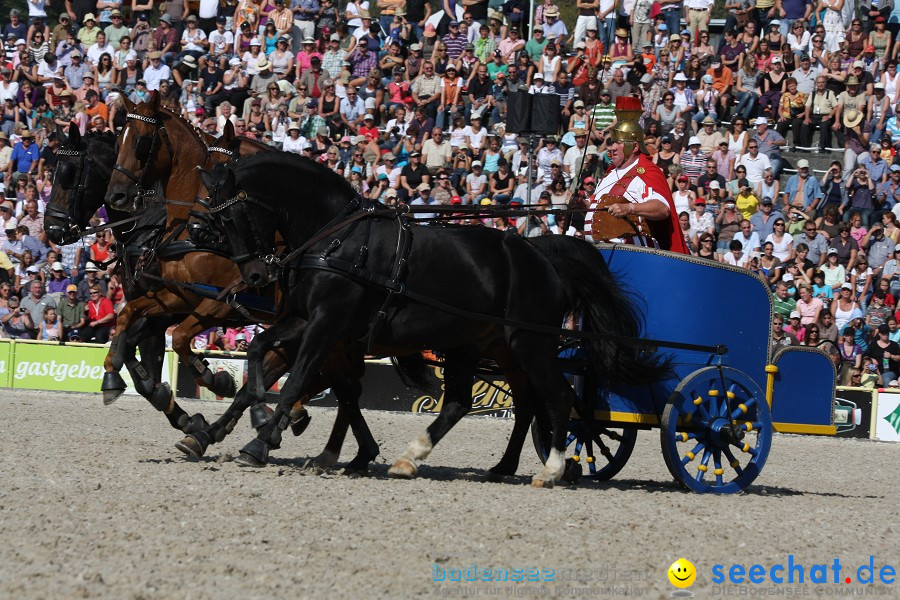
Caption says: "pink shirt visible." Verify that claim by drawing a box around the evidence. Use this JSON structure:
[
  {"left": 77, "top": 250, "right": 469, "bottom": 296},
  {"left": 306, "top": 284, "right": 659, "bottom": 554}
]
[{"left": 797, "top": 297, "right": 824, "bottom": 325}]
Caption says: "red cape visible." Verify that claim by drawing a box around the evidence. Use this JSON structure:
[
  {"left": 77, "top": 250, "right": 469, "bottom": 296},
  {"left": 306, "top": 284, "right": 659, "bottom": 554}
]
[{"left": 605, "top": 154, "right": 691, "bottom": 254}]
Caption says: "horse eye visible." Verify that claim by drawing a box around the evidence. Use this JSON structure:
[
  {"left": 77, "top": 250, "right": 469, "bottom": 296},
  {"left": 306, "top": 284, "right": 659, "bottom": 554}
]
[
  {"left": 55, "top": 165, "right": 76, "bottom": 189},
  {"left": 134, "top": 137, "right": 152, "bottom": 162}
]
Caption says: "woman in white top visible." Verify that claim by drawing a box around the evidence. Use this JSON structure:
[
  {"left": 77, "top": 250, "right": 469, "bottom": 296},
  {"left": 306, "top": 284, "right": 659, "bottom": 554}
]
[
  {"left": 882, "top": 61, "right": 900, "bottom": 103},
  {"left": 539, "top": 43, "right": 561, "bottom": 83},
  {"left": 726, "top": 117, "right": 749, "bottom": 156},
  {"left": 764, "top": 217, "right": 793, "bottom": 261},
  {"left": 345, "top": 1, "right": 370, "bottom": 30},
  {"left": 672, "top": 176, "right": 695, "bottom": 214},
  {"left": 818, "top": 0, "right": 846, "bottom": 53},
  {"left": 787, "top": 20, "right": 812, "bottom": 54}
]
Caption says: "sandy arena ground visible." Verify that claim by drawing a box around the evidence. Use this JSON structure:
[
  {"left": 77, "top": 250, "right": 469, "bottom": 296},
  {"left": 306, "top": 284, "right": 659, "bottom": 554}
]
[{"left": 1, "top": 390, "right": 898, "bottom": 600}]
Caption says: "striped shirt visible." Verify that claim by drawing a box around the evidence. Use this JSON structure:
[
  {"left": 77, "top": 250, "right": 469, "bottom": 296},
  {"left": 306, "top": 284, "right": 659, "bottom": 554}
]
[
  {"left": 680, "top": 149, "right": 708, "bottom": 185},
  {"left": 591, "top": 102, "right": 615, "bottom": 132}
]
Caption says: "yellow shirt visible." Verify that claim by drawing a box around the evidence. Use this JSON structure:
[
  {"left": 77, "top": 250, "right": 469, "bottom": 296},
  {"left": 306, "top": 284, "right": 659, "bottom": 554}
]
[{"left": 736, "top": 192, "right": 759, "bottom": 219}]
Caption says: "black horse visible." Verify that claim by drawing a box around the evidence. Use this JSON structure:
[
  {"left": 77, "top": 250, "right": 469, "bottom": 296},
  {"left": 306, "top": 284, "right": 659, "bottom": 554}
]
[
  {"left": 201, "top": 153, "right": 669, "bottom": 487},
  {"left": 45, "top": 125, "right": 206, "bottom": 433}
]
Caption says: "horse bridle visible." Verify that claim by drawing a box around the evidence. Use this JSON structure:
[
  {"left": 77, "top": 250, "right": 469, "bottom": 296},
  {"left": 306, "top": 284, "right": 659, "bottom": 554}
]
[
  {"left": 46, "top": 146, "right": 93, "bottom": 244},
  {"left": 112, "top": 112, "right": 174, "bottom": 208}
]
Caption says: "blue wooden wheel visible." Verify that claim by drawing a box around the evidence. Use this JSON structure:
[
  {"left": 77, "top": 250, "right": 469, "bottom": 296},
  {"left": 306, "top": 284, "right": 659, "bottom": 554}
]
[
  {"left": 531, "top": 419, "right": 637, "bottom": 482},
  {"left": 660, "top": 366, "right": 772, "bottom": 494}
]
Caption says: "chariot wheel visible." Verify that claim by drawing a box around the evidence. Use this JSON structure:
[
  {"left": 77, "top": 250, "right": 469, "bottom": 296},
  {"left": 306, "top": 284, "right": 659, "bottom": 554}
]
[
  {"left": 660, "top": 366, "right": 772, "bottom": 494},
  {"left": 531, "top": 418, "right": 637, "bottom": 482}
]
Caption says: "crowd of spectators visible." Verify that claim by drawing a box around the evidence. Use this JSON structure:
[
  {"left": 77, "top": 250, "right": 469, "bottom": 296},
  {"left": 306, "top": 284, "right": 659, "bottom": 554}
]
[{"left": 7, "top": 1, "right": 900, "bottom": 371}]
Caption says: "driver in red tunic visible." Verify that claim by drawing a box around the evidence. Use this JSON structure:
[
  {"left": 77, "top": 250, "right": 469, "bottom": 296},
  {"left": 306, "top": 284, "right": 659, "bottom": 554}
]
[{"left": 583, "top": 96, "right": 690, "bottom": 254}]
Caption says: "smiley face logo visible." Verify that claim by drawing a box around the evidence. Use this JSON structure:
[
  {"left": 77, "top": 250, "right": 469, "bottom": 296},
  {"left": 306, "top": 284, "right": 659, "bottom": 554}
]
[{"left": 668, "top": 559, "right": 696, "bottom": 588}]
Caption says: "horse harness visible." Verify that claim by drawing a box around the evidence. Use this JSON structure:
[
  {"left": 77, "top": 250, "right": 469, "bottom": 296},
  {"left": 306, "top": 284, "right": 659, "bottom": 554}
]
[
  {"left": 112, "top": 112, "right": 175, "bottom": 209},
  {"left": 210, "top": 188, "right": 725, "bottom": 355}
]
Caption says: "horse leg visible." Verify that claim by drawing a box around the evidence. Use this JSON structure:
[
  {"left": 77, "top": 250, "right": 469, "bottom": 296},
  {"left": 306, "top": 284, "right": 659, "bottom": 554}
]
[
  {"left": 175, "top": 343, "right": 295, "bottom": 457},
  {"left": 329, "top": 369, "right": 380, "bottom": 475},
  {"left": 234, "top": 317, "right": 342, "bottom": 468},
  {"left": 388, "top": 348, "right": 477, "bottom": 479},
  {"left": 509, "top": 335, "right": 571, "bottom": 489},
  {"left": 102, "top": 297, "right": 160, "bottom": 404},
  {"left": 487, "top": 370, "right": 534, "bottom": 478},
  {"left": 170, "top": 300, "right": 239, "bottom": 398},
  {"left": 131, "top": 327, "right": 206, "bottom": 433}
]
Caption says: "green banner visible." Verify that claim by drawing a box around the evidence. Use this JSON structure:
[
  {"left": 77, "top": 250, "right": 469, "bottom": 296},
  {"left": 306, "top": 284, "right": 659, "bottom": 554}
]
[
  {"left": 0, "top": 340, "right": 11, "bottom": 388},
  {"left": 10, "top": 341, "right": 111, "bottom": 392}
]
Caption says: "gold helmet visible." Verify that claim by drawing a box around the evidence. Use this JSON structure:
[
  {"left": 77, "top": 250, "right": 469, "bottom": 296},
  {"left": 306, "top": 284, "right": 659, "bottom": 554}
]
[{"left": 609, "top": 96, "right": 646, "bottom": 155}]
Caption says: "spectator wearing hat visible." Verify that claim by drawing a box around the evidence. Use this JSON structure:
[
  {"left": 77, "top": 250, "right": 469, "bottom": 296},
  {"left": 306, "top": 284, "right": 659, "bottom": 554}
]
[
  {"left": 790, "top": 53, "right": 819, "bottom": 96},
  {"left": 679, "top": 135, "right": 707, "bottom": 185},
  {"left": 841, "top": 105, "right": 872, "bottom": 183},
  {"left": 104, "top": 10, "right": 128, "bottom": 48},
  {"left": 441, "top": 20, "right": 467, "bottom": 60},
  {"left": 860, "top": 0, "right": 892, "bottom": 34},
  {"left": 523, "top": 24, "right": 548, "bottom": 63},
  {"left": 144, "top": 51, "right": 171, "bottom": 91},
  {"left": 283, "top": 122, "right": 308, "bottom": 154},
  {"left": 320, "top": 34, "right": 346, "bottom": 79},
  {"left": 175, "top": 15, "right": 208, "bottom": 65},
  {"left": 76, "top": 261, "right": 108, "bottom": 302},
  {"left": 151, "top": 15, "right": 178, "bottom": 63},
  {"left": 76, "top": 14, "right": 100, "bottom": 47},
  {"left": 783, "top": 158, "right": 824, "bottom": 219},
  {"left": 58, "top": 283, "right": 87, "bottom": 339}
]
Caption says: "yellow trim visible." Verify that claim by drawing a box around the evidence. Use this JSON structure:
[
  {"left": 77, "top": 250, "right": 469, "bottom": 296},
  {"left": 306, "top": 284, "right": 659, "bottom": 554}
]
[
  {"left": 773, "top": 422, "right": 837, "bottom": 435},
  {"left": 593, "top": 410, "right": 659, "bottom": 425},
  {"left": 765, "top": 364, "right": 777, "bottom": 410}
]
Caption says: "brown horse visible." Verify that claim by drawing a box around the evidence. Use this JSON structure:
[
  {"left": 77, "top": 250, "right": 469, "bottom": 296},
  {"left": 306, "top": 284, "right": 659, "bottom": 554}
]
[{"left": 100, "top": 95, "right": 378, "bottom": 467}]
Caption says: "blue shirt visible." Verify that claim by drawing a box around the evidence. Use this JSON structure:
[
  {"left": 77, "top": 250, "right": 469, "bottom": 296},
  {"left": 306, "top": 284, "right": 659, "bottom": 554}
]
[
  {"left": 10, "top": 141, "right": 40, "bottom": 174},
  {"left": 858, "top": 154, "right": 890, "bottom": 184},
  {"left": 877, "top": 178, "right": 900, "bottom": 209},
  {"left": 750, "top": 209, "right": 785, "bottom": 241},
  {"left": 291, "top": 0, "right": 320, "bottom": 21},
  {"left": 783, "top": 174, "right": 823, "bottom": 210}
]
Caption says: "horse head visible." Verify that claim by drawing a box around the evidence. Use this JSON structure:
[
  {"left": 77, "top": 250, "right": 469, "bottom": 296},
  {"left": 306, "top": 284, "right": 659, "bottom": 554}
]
[
  {"left": 46, "top": 122, "right": 115, "bottom": 245},
  {"left": 199, "top": 164, "right": 277, "bottom": 288},
  {"left": 105, "top": 92, "right": 169, "bottom": 211}
]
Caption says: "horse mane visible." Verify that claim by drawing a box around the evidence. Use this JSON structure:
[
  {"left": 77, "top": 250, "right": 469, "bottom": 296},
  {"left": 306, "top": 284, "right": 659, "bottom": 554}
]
[{"left": 233, "top": 151, "right": 356, "bottom": 198}]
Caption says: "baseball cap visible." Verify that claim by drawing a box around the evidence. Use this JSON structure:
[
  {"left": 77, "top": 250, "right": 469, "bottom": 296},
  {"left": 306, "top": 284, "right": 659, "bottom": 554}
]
[
  {"left": 827, "top": 248, "right": 839, "bottom": 256},
  {"left": 66, "top": 284, "right": 78, "bottom": 293},
  {"left": 761, "top": 196, "right": 773, "bottom": 205},
  {"left": 797, "top": 159, "right": 810, "bottom": 169},
  {"left": 789, "top": 311, "right": 801, "bottom": 319},
  {"left": 754, "top": 117, "right": 768, "bottom": 126},
  {"left": 891, "top": 164, "right": 900, "bottom": 173},
  {"left": 51, "top": 261, "right": 64, "bottom": 271},
  {"left": 782, "top": 273, "right": 795, "bottom": 282}
]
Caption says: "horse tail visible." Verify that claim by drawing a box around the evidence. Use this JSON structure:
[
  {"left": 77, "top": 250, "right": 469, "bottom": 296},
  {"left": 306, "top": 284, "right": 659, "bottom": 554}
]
[
  {"left": 391, "top": 353, "right": 434, "bottom": 390},
  {"left": 528, "top": 236, "right": 672, "bottom": 385}
]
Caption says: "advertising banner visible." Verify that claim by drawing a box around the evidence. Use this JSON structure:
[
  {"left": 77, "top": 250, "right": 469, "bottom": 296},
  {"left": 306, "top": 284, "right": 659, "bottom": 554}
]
[
  {"left": 10, "top": 341, "right": 110, "bottom": 392},
  {"left": 0, "top": 340, "right": 12, "bottom": 388},
  {"left": 874, "top": 390, "right": 900, "bottom": 442},
  {"left": 833, "top": 387, "right": 874, "bottom": 439}
]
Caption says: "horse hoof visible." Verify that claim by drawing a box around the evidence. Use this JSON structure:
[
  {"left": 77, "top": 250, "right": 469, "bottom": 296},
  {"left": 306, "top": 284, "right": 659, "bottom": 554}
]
[
  {"left": 175, "top": 433, "right": 208, "bottom": 458},
  {"left": 387, "top": 458, "right": 417, "bottom": 479},
  {"left": 235, "top": 438, "right": 269, "bottom": 467},
  {"left": 102, "top": 388, "right": 124, "bottom": 406},
  {"left": 182, "top": 413, "right": 209, "bottom": 435},
  {"left": 249, "top": 403, "right": 275, "bottom": 430},
  {"left": 343, "top": 467, "right": 368, "bottom": 478},
  {"left": 562, "top": 458, "right": 583, "bottom": 484},
  {"left": 290, "top": 410, "right": 311, "bottom": 437},
  {"left": 289, "top": 399, "right": 306, "bottom": 420},
  {"left": 531, "top": 476, "right": 556, "bottom": 489},
  {"left": 211, "top": 371, "right": 237, "bottom": 398},
  {"left": 483, "top": 470, "right": 507, "bottom": 483},
  {"left": 234, "top": 452, "right": 267, "bottom": 468}
]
